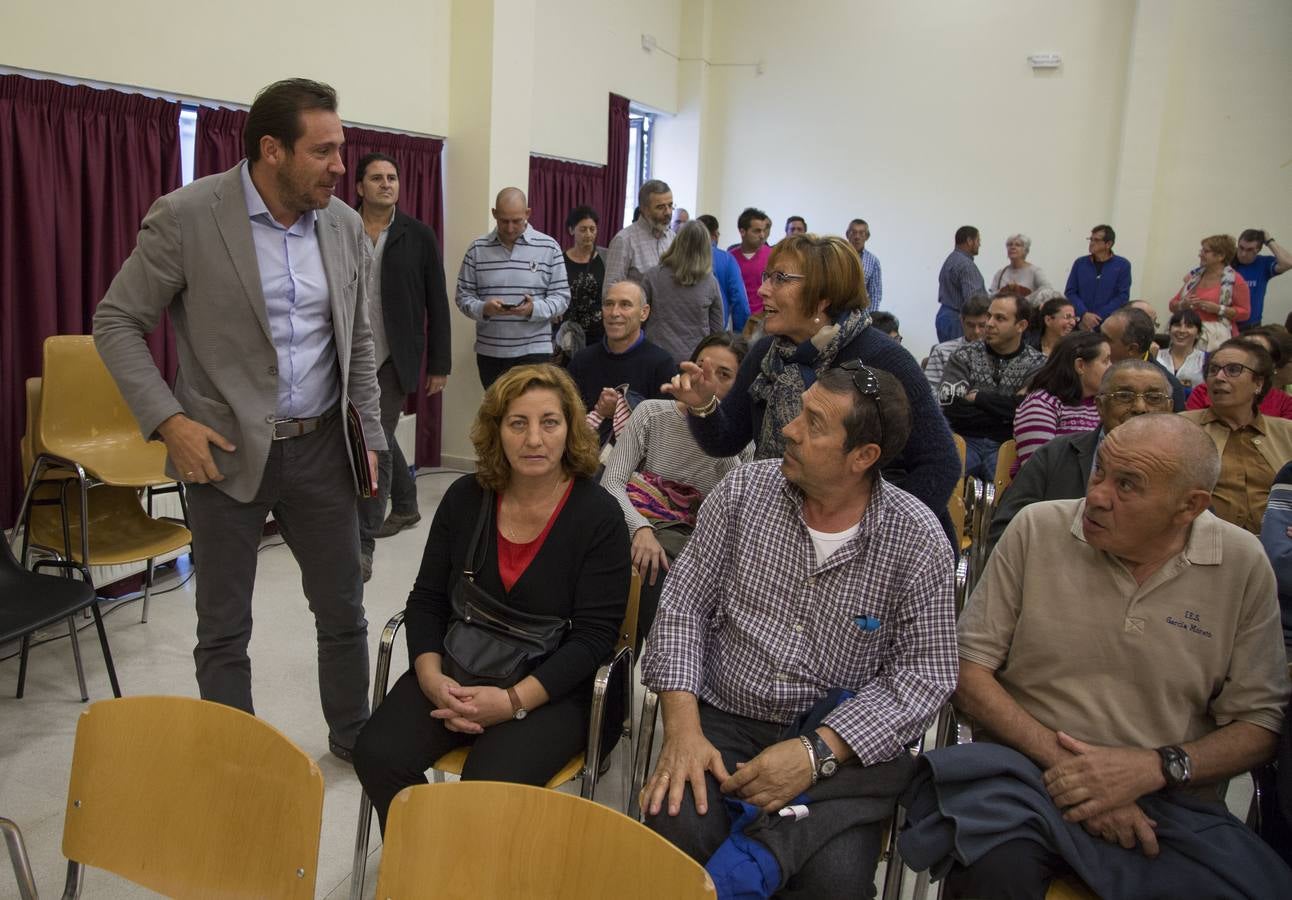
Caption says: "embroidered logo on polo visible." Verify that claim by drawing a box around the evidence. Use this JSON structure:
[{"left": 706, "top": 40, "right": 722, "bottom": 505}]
[{"left": 1165, "top": 609, "right": 1212, "bottom": 638}]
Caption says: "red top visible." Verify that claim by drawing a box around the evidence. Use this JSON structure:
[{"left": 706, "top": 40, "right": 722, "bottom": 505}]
[{"left": 496, "top": 480, "right": 575, "bottom": 591}]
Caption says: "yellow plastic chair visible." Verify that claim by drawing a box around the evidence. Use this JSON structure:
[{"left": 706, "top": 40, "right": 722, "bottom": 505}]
[
  {"left": 60, "top": 696, "right": 323, "bottom": 898},
  {"left": 17, "top": 353, "right": 191, "bottom": 623},
  {"left": 993, "top": 438, "right": 1019, "bottom": 499},
  {"left": 350, "top": 572, "right": 642, "bottom": 899},
  {"left": 377, "top": 781, "right": 714, "bottom": 899}
]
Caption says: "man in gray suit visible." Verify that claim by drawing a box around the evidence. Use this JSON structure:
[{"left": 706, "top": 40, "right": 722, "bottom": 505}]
[{"left": 93, "top": 78, "right": 384, "bottom": 761}]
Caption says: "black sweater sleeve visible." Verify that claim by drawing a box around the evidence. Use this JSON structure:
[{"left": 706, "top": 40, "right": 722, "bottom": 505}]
[{"left": 686, "top": 335, "right": 770, "bottom": 457}]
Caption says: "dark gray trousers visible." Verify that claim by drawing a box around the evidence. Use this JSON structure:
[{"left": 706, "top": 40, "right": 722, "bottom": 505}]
[
  {"left": 359, "top": 360, "right": 418, "bottom": 555},
  {"left": 186, "top": 409, "right": 370, "bottom": 747},
  {"left": 645, "top": 703, "right": 883, "bottom": 899}
]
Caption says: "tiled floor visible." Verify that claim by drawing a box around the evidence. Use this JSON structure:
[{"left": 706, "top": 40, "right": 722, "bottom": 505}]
[{"left": 0, "top": 468, "right": 1257, "bottom": 899}]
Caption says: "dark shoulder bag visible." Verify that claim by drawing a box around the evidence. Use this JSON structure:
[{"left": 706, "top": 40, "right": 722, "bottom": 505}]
[{"left": 442, "top": 487, "right": 571, "bottom": 688}]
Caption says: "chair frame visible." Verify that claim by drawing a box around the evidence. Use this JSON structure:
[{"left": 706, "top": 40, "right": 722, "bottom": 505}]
[
  {"left": 349, "top": 607, "right": 637, "bottom": 900},
  {"left": 1, "top": 817, "right": 38, "bottom": 900}
]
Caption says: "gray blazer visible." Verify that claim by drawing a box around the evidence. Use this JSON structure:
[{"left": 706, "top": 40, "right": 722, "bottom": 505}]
[{"left": 93, "top": 164, "right": 385, "bottom": 504}]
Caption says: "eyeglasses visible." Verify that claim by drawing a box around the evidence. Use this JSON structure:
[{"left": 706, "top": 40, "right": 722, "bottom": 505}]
[
  {"left": 1098, "top": 390, "right": 1172, "bottom": 406},
  {"left": 1205, "top": 362, "right": 1259, "bottom": 379},
  {"left": 761, "top": 270, "right": 806, "bottom": 287},
  {"left": 1088, "top": 236, "right": 1108, "bottom": 244},
  {"left": 838, "top": 360, "right": 885, "bottom": 446}
]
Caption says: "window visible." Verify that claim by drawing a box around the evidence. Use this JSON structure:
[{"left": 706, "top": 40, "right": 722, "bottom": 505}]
[
  {"left": 179, "top": 106, "right": 197, "bottom": 185},
  {"left": 624, "top": 109, "right": 655, "bottom": 228}
]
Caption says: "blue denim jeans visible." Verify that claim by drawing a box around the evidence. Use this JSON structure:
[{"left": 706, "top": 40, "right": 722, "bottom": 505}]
[
  {"left": 936, "top": 305, "right": 964, "bottom": 342},
  {"left": 962, "top": 435, "right": 1001, "bottom": 482}
]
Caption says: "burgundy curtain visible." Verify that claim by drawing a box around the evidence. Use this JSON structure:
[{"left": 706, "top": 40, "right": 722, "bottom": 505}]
[
  {"left": 194, "top": 105, "right": 248, "bottom": 179},
  {"left": 338, "top": 126, "right": 447, "bottom": 469},
  {"left": 528, "top": 156, "right": 607, "bottom": 249},
  {"left": 0, "top": 75, "right": 181, "bottom": 527},
  {"left": 602, "top": 94, "right": 631, "bottom": 236}
]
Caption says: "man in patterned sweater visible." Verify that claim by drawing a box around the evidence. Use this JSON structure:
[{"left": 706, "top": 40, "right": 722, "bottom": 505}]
[
  {"left": 640, "top": 366, "right": 957, "bottom": 895},
  {"left": 939, "top": 292, "right": 1044, "bottom": 479}
]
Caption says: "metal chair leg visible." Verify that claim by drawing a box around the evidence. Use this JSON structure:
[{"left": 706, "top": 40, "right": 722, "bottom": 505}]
[
  {"left": 60, "top": 858, "right": 85, "bottom": 899},
  {"left": 88, "top": 601, "right": 122, "bottom": 698},
  {"left": 16, "top": 635, "right": 31, "bottom": 699},
  {"left": 141, "top": 558, "right": 154, "bottom": 623},
  {"left": 1, "top": 817, "right": 38, "bottom": 900},
  {"left": 628, "top": 689, "right": 659, "bottom": 821},
  {"left": 66, "top": 614, "right": 88, "bottom": 702}
]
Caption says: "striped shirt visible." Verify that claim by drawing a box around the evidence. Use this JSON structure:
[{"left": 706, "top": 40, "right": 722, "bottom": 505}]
[
  {"left": 923, "top": 337, "right": 965, "bottom": 391},
  {"left": 603, "top": 216, "right": 673, "bottom": 298},
  {"left": 861, "top": 249, "right": 883, "bottom": 311},
  {"left": 600, "top": 399, "right": 752, "bottom": 535},
  {"left": 455, "top": 225, "right": 569, "bottom": 358},
  {"left": 641, "top": 459, "right": 958, "bottom": 764},
  {"left": 1011, "top": 390, "right": 1101, "bottom": 475}
]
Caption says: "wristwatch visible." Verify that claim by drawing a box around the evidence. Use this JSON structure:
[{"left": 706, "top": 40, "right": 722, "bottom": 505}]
[
  {"left": 506, "top": 686, "right": 528, "bottom": 721},
  {"left": 1266, "top": 236, "right": 1277, "bottom": 247},
  {"left": 806, "top": 731, "right": 839, "bottom": 780},
  {"left": 1155, "top": 745, "right": 1191, "bottom": 789}
]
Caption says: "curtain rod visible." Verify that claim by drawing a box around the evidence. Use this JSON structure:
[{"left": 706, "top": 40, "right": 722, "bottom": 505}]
[{"left": 530, "top": 151, "right": 604, "bottom": 168}]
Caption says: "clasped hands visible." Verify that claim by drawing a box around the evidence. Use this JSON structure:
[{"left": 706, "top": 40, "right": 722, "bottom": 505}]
[
  {"left": 1042, "top": 731, "right": 1166, "bottom": 857},
  {"left": 424, "top": 674, "right": 512, "bottom": 734},
  {"left": 642, "top": 730, "right": 812, "bottom": 818}
]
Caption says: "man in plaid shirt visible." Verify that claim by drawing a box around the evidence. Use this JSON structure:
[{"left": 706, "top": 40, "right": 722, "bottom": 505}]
[{"left": 641, "top": 365, "right": 957, "bottom": 893}]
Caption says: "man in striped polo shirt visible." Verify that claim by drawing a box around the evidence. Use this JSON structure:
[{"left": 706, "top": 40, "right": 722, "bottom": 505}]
[{"left": 455, "top": 187, "right": 569, "bottom": 387}]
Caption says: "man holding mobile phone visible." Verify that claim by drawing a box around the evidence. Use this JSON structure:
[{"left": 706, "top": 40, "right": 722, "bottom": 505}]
[{"left": 455, "top": 187, "right": 569, "bottom": 387}]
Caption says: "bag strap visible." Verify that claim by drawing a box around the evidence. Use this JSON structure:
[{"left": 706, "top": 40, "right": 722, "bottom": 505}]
[{"left": 463, "top": 487, "right": 493, "bottom": 581}]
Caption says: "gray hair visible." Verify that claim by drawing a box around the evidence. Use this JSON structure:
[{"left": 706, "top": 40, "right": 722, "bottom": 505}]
[
  {"left": 1098, "top": 359, "right": 1169, "bottom": 391},
  {"left": 1112, "top": 414, "right": 1220, "bottom": 494},
  {"left": 1029, "top": 287, "right": 1064, "bottom": 307},
  {"left": 1006, "top": 233, "right": 1032, "bottom": 255},
  {"left": 638, "top": 179, "right": 671, "bottom": 213}
]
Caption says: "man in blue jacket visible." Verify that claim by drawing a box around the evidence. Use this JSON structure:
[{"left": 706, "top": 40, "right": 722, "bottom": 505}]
[
  {"left": 1064, "top": 224, "right": 1132, "bottom": 331},
  {"left": 697, "top": 214, "right": 750, "bottom": 331}
]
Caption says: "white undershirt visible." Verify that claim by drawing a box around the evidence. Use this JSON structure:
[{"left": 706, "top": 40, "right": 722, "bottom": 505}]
[{"left": 805, "top": 522, "right": 860, "bottom": 566}]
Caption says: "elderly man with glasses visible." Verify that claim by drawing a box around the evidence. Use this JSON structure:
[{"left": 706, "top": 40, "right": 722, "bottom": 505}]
[
  {"left": 641, "top": 365, "right": 957, "bottom": 897},
  {"left": 1183, "top": 337, "right": 1292, "bottom": 534},
  {"left": 987, "top": 360, "right": 1174, "bottom": 550}
]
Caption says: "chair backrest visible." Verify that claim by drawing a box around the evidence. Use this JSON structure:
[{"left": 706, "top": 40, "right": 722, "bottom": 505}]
[
  {"left": 21, "top": 377, "right": 42, "bottom": 476},
  {"left": 952, "top": 433, "right": 967, "bottom": 479},
  {"left": 377, "top": 781, "right": 715, "bottom": 899},
  {"left": 620, "top": 569, "right": 642, "bottom": 651},
  {"left": 39, "top": 336, "right": 168, "bottom": 484},
  {"left": 993, "top": 439, "right": 1018, "bottom": 496},
  {"left": 62, "top": 696, "right": 323, "bottom": 898}
]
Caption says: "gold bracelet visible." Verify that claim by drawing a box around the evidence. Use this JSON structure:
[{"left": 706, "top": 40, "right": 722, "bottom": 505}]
[{"left": 688, "top": 395, "right": 720, "bottom": 418}]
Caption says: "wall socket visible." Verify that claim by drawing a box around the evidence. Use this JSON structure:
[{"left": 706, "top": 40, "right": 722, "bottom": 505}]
[{"left": 641, "top": 33, "right": 657, "bottom": 52}]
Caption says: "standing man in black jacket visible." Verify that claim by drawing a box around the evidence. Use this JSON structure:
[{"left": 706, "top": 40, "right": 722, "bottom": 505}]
[{"left": 355, "top": 153, "right": 451, "bottom": 580}]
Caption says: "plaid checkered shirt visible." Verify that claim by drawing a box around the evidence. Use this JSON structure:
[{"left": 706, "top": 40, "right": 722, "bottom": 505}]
[{"left": 641, "top": 459, "right": 958, "bottom": 764}]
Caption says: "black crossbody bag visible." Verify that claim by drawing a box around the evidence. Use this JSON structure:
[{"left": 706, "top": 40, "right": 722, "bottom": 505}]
[{"left": 442, "top": 488, "right": 571, "bottom": 688}]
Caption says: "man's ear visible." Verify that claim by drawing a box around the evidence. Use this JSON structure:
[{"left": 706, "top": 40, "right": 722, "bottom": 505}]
[
  {"left": 1175, "top": 488, "right": 1212, "bottom": 525},
  {"left": 640, "top": 302, "right": 651, "bottom": 322},
  {"left": 259, "top": 135, "right": 286, "bottom": 167},
  {"left": 847, "top": 442, "right": 882, "bottom": 477}
]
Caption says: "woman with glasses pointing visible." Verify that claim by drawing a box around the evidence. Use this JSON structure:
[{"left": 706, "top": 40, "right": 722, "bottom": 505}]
[{"left": 661, "top": 233, "right": 959, "bottom": 538}]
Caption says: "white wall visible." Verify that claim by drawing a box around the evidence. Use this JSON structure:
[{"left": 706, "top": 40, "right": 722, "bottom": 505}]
[
  {"left": 696, "top": 0, "right": 1291, "bottom": 355},
  {"left": 528, "top": 0, "right": 682, "bottom": 164},
  {"left": 1, "top": 0, "right": 452, "bottom": 135}
]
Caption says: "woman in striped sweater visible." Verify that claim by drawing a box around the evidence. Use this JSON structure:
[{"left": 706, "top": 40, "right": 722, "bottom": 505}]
[
  {"left": 600, "top": 332, "right": 752, "bottom": 647},
  {"left": 1011, "top": 331, "right": 1111, "bottom": 476}
]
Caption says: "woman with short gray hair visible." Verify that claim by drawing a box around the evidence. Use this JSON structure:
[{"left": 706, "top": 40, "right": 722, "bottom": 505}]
[{"left": 991, "top": 233, "right": 1052, "bottom": 295}]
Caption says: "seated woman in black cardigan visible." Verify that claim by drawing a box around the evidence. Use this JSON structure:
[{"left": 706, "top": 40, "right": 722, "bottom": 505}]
[
  {"left": 354, "top": 364, "right": 631, "bottom": 829},
  {"left": 663, "top": 233, "right": 959, "bottom": 535}
]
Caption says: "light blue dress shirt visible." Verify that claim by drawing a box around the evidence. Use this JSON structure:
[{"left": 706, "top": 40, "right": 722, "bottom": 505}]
[{"left": 240, "top": 162, "right": 339, "bottom": 418}]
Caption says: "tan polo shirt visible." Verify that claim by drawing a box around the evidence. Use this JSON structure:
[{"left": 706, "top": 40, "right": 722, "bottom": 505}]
[
  {"left": 959, "top": 499, "right": 1288, "bottom": 751},
  {"left": 1182, "top": 409, "right": 1292, "bottom": 534}
]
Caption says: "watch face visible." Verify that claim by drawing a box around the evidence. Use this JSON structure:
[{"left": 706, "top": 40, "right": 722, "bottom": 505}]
[
  {"left": 514, "top": 708, "right": 528, "bottom": 720},
  {"left": 820, "top": 758, "right": 838, "bottom": 778},
  {"left": 1167, "top": 759, "right": 1186, "bottom": 783}
]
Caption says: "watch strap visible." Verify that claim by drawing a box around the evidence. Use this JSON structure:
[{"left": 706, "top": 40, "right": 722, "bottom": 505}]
[
  {"left": 798, "top": 735, "right": 819, "bottom": 785},
  {"left": 1155, "top": 744, "right": 1191, "bottom": 787},
  {"left": 506, "top": 686, "right": 524, "bottom": 716}
]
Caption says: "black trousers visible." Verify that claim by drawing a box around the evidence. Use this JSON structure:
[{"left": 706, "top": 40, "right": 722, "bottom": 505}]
[
  {"left": 645, "top": 703, "right": 884, "bottom": 899},
  {"left": 944, "top": 837, "right": 1083, "bottom": 900},
  {"left": 358, "top": 360, "right": 418, "bottom": 555},
  {"left": 476, "top": 352, "right": 552, "bottom": 389},
  {"left": 354, "top": 669, "right": 590, "bottom": 830},
  {"left": 185, "top": 410, "right": 369, "bottom": 747}
]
